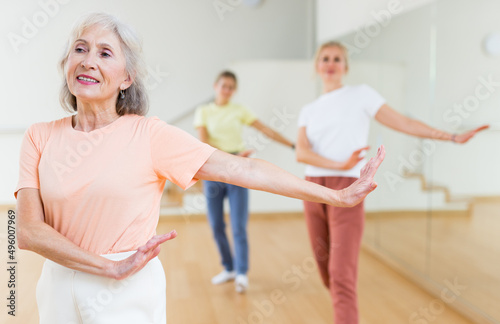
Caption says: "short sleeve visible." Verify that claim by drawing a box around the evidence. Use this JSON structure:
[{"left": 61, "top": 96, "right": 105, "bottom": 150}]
[
  {"left": 297, "top": 104, "right": 311, "bottom": 127},
  {"left": 14, "top": 124, "right": 46, "bottom": 198},
  {"left": 240, "top": 106, "right": 258, "bottom": 125},
  {"left": 193, "top": 106, "right": 206, "bottom": 128},
  {"left": 361, "top": 84, "right": 386, "bottom": 117},
  {"left": 149, "top": 117, "right": 217, "bottom": 190}
]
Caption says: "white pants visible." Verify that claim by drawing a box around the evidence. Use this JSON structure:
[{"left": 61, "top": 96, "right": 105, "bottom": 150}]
[{"left": 36, "top": 251, "right": 166, "bottom": 324}]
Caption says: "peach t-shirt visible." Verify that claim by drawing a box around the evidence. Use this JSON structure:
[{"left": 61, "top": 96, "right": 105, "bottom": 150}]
[{"left": 15, "top": 114, "right": 216, "bottom": 254}]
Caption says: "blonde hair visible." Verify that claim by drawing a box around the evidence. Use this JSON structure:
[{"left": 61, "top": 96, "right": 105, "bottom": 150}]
[
  {"left": 59, "top": 12, "right": 149, "bottom": 116},
  {"left": 314, "top": 41, "right": 349, "bottom": 72}
]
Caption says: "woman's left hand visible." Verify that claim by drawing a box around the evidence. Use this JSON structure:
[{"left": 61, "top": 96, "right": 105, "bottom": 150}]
[
  {"left": 453, "top": 125, "right": 489, "bottom": 144},
  {"left": 111, "top": 230, "right": 177, "bottom": 280},
  {"left": 238, "top": 149, "right": 255, "bottom": 158}
]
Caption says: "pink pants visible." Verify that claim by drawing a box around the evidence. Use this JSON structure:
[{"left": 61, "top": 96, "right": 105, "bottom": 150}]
[{"left": 304, "top": 176, "right": 364, "bottom": 324}]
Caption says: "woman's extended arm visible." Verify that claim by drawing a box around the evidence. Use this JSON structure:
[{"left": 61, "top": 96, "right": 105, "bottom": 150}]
[
  {"left": 197, "top": 126, "right": 209, "bottom": 144},
  {"left": 195, "top": 146, "right": 385, "bottom": 208},
  {"left": 17, "top": 188, "right": 176, "bottom": 280},
  {"left": 251, "top": 120, "right": 295, "bottom": 148},
  {"left": 375, "top": 104, "right": 489, "bottom": 142},
  {"left": 296, "top": 127, "right": 369, "bottom": 170}
]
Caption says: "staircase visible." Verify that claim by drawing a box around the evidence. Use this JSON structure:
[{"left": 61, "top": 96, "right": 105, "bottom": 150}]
[{"left": 403, "top": 172, "right": 500, "bottom": 215}]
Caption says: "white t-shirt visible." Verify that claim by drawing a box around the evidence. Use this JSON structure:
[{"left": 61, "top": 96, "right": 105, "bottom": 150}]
[{"left": 297, "top": 84, "right": 385, "bottom": 178}]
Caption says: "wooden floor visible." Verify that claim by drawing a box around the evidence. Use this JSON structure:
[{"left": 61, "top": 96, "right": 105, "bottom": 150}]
[
  {"left": 0, "top": 210, "right": 473, "bottom": 324},
  {"left": 364, "top": 201, "right": 500, "bottom": 323}
]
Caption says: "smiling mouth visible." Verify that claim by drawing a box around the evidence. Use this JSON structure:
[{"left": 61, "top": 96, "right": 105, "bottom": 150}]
[{"left": 77, "top": 76, "right": 99, "bottom": 83}]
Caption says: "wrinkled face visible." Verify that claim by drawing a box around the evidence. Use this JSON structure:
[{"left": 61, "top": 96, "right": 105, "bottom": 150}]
[
  {"left": 316, "top": 46, "right": 348, "bottom": 83},
  {"left": 65, "top": 25, "right": 132, "bottom": 107},
  {"left": 214, "top": 77, "right": 237, "bottom": 103}
]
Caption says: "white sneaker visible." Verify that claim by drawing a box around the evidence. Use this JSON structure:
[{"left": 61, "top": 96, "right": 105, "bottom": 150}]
[
  {"left": 235, "top": 274, "right": 248, "bottom": 293},
  {"left": 211, "top": 270, "right": 236, "bottom": 285}
]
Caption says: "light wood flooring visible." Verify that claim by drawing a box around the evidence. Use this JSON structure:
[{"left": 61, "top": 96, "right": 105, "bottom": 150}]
[
  {"left": 0, "top": 207, "right": 473, "bottom": 324},
  {"left": 364, "top": 201, "right": 500, "bottom": 323}
]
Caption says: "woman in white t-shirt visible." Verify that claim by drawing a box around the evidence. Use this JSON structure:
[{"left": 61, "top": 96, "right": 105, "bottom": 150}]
[{"left": 296, "top": 41, "right": 488, "bottom": 324}]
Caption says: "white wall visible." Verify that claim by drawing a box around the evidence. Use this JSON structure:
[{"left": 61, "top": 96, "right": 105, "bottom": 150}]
[
  {"left": 229, "top": 60, "right": 317, "bottom": 212},
  {"left": 0, "top": 0, "right": 314, "bottom": 204},
  {"left": 316, "top": 0, "right": 435, "bottom": 42},
  {"left": 428, "top": 0, "right": 500, "bottom": 196}
]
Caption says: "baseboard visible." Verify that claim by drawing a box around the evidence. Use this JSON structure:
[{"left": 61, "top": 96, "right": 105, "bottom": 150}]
[
  {"left": 0, "top": 205, "right": 16, "bottom": 214},
  {"left": 159, "top": 211, "right": 304, "bottom": 221},
  {"left": 366, "top": 209, "right": 470, "bottom": 219}
]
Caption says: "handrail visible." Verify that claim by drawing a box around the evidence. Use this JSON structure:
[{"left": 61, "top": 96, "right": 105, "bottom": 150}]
[{"left": 167, "top": 97, "right": 214, "bottom": 125}]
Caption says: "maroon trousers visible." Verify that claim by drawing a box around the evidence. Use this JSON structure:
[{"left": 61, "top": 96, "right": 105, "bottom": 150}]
[{"left": 304, "top": 176, "right": 365, "bottom": 324}]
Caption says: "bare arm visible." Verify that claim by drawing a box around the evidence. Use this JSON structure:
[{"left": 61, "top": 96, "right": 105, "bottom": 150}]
[
  {"left": 197, "top": 126, "right": 209, "bottom": 144},
  {"left": 195, "top": 146, "right": 385, "bottom": 208},
  {"left": 375, "top": 104, "right": 489, "bottom": 142},
  {"left": 251, "top": 120, "right": 294, "bottom": 148},
  {"left": 17, "top": 188, "right": 176, "bottom": 280},
  {"left": 296, "top": 127, "right": 369, "bottom": 170}
]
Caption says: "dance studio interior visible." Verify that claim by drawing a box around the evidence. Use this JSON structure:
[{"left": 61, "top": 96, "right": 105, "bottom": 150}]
[{"left": 1, "top": 0, "right": 499, "bottom": 323}]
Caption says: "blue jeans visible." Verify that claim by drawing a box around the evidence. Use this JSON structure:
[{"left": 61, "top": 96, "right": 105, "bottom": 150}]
[{"left": 203, "top": 180, "right": 249, "bottom": 275}]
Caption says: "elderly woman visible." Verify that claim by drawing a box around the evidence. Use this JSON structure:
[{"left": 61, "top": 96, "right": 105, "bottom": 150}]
[{"left": 15, "top": 13, "right": 384, "bottom": 324}]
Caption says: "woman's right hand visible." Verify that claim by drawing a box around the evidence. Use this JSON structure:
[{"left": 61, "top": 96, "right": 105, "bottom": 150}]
[
  {"left": 452, "top": 125, "right": 489, "bottom": 143},
  {"left": 110, "top": 230, "right": 177, "bottom": 280},
  {"left": 341, "top": 146, "right": 370, "bottom": 170}
]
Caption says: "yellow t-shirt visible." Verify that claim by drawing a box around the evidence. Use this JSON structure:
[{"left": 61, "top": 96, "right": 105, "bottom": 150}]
[{"left": 194, "top": 102, "right": 257, "bottom": 153}]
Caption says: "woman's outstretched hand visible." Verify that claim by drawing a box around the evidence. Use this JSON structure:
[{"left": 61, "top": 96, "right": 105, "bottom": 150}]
[
  {"left": 110, "top": 230, "right": 177, "bottom": 280},
  {"left": 338, "top": 145, "right": 386, "bottom": 207},
  {"left": 453, "top": 125, "right": 489, "bottom": 144},
  {"left": 341, "top": 146, "right": 370, "bottom": 170}
]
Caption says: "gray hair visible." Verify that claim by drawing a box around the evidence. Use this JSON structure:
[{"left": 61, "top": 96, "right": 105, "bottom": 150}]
[{"left": 59, "top": 12, "right": 149, "bottom": 116}]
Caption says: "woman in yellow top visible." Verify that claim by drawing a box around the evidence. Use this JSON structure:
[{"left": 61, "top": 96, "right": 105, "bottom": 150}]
[{"left": 194, "top": 71, "right": 294, "bottom": 293}]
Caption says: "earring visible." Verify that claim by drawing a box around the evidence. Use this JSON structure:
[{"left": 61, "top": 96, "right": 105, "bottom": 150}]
[{"left": 120, "top": 89, "right": 125, "bottom": 99}]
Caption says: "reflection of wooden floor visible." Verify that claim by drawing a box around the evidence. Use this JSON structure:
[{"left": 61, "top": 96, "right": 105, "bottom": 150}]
[
  {"left": 0, "top": 212, "right": 472, "bottom": 324},
  {"left": 364, "top": 201, "right": 500, "bottom": 323}
]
